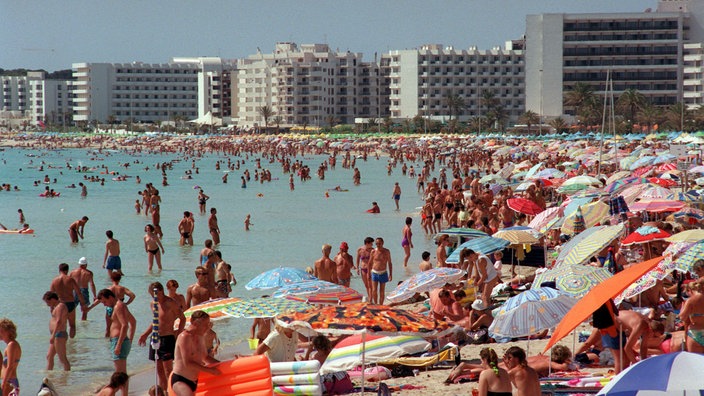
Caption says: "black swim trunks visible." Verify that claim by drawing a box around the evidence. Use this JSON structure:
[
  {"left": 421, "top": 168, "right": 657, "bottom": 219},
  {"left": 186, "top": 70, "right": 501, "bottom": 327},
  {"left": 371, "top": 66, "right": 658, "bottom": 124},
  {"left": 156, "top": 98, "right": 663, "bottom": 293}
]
[
  {"left": 181, "top": 232, "right": 190, "bottom": 239},
  {"left": 64, "top": 301, "right": 76, "bottom": 313},
  {"left": 171, "top": 373, "right": 198, "bottom": 392},
  {"left": 149, "top": 334, "right": 176, "bottom": 361}
]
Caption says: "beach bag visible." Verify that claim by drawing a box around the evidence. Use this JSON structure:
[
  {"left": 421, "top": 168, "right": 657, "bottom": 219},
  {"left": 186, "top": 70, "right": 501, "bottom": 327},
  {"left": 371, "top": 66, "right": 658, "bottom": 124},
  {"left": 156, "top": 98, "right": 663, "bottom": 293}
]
[
  {"left": 390, "top": 364, "right": 414, "bottom": 378},
  {"left": 467, "top": 328, "right": 488, "bottom": 344},
  {"left": 324, "top": 372, "right": 354, "bottom": 395}
]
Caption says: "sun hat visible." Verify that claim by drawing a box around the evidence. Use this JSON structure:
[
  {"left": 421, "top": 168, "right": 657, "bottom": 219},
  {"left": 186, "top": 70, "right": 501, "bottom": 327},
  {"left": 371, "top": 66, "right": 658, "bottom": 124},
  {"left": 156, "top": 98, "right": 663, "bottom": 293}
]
[
  {"left": 340, "top": 242, "right": 349, "bottom": 250},
  {"left": 471, "top": 299, "right": 486, "bottom": 311},
  {"left": 78, "top": 257, "right": 88, "bottom": 266}
]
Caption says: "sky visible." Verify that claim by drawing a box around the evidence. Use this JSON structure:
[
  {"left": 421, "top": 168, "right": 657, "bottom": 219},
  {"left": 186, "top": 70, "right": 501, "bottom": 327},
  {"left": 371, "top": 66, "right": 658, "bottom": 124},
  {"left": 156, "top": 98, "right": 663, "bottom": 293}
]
[{"left": 2, "top": 0, "right": 654, "bottom": 72}]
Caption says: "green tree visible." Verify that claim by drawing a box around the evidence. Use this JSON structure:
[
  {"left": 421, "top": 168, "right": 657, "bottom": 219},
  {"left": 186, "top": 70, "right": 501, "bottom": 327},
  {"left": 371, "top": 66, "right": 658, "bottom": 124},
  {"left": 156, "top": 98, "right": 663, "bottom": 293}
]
[
  {"left": 519, "top": 110, "right": 540, "bottom": 135},
  {"left": 616, "top": 88, "right": 647, "bottom": 124},
  {"left": 489, "top": 105, "right": 509, "bottom": 132},
  {"left": 549, "top": 117, "right": 569, "bottom": 134},
  {"left": 272, "top": 116, "right": 283, "bottom": 133},
  {"left": 258, "top": 105, "right": 273, "bottom": 132},
  {"left": 663, "top": 102, "right": 687, "bottom": 132},
  {"left": 564, "top": 82, "right": 596, "bottom": 124},
  {"left": 444, "top": 92, "right": 465, "bottom": 132},
  {"left": 636, "top": 104, "right": 662, "bottom": 134}
]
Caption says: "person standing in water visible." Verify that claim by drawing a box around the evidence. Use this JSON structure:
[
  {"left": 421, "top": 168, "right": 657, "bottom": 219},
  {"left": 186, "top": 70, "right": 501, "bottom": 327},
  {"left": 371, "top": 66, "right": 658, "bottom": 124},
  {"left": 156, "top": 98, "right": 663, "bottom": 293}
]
[
  {"left": 103, "top": 230, "right": 123, "bottom": 277},
  {"left": 144, "top": 224, "right": 165, "bottom": 271},
  {"left": 401, "top": 217, "right": 414, "bottom": 268},
  {"left": 392, "top": 182, "right": 401, "bottom": 211}
]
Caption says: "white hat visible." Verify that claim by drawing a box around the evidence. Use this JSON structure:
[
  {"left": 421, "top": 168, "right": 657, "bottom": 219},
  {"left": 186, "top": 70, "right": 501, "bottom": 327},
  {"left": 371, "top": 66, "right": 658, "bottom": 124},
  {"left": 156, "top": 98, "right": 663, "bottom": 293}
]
[
  {"left": 78, "top": 257, "right": 88, "bottom": 266},
  {"left": 471, "top": 299, "right": 486, "bottom": 311}
]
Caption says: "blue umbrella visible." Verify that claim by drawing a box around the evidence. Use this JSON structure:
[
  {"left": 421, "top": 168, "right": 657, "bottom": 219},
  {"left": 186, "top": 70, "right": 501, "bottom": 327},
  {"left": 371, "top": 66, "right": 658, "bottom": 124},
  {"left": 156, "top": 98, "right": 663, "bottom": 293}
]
[
  {"left": 597, "top": 352, "right": 704, "bottom": 396},
  {"left": 446, "top": 236, "right": 510, "bottom": 264},
  {"left": 489, "top": 288, "right": 577, "bottom": 338},
  {"left": 245, "top": 267, "right": 317, "bottom": 290}
]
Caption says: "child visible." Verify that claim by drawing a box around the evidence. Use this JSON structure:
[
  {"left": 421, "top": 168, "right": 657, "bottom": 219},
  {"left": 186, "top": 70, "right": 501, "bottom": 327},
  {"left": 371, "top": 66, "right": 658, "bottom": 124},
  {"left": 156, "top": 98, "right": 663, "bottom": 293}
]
[
  {"left": 204, "top": 327, "right": 220, "bottom": 358},
  {"left": 493, "top": 251, "right": 503, "bottom": 279},
  {"left": 135, "top": 199, "right": 141, "bottom": 214}
]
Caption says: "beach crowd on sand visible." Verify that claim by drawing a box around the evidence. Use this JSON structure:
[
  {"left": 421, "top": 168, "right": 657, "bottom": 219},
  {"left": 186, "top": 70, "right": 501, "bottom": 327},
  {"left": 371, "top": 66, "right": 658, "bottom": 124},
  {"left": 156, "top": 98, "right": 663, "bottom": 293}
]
[{"left": 1, "top": 128, "right": 704, "bottom": 396}]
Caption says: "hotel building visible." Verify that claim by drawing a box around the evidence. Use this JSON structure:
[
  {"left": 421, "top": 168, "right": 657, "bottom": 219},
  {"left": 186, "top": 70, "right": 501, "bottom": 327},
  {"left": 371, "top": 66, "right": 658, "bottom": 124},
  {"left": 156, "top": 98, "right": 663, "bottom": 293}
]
[{"left": 1, "top": 71, "right": 71, "bottom": 126}]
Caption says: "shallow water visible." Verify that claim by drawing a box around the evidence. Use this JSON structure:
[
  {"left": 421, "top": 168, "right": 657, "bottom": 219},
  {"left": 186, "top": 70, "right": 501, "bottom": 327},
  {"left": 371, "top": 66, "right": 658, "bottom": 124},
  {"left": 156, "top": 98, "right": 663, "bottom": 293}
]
[{"left": 0, "top": 147, "right": 436, "bottom": 394}]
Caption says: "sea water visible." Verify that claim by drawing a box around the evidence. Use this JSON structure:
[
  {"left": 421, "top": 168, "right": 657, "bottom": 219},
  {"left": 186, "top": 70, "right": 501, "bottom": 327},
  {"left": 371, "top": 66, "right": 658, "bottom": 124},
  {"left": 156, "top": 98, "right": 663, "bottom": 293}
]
[{"left": 0, "top": 146, "right": 436, "bottom": 394}]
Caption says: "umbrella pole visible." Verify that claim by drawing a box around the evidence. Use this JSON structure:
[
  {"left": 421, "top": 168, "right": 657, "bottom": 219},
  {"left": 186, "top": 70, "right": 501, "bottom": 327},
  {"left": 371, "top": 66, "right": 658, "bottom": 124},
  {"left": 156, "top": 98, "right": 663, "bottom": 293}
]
[{"left": 361, "top": 330, "right": 366, "bottom": 396}]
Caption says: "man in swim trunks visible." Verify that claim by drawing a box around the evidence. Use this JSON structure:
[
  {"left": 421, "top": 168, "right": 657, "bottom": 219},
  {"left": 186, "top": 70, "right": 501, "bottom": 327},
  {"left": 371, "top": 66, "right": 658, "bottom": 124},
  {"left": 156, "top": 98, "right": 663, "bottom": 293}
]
[
  {"left": 67, "top": 216, "right": 89, "bottom": 243},
  {"left": 314, "top": 244, "right": 338, "bottom": 284},
  {"left": 334, "top": 242, "right": 354, "bottom": 287},
  {"left": 43, "top": 291, "right": 71, "bottom": 371},
  {"left": 70, "top": 257, "right": 96, "bottom": 321},
  {"left": 172, "top": 311, "right": 221, "bottom": 396},
  {"left": 391, "top": 182, "right": 401, "bottom": 211},
  {"left": 103, "top": 230, "right": 124, "bottom": 276},
  {"left": 208, "top": 208, "right": 220, "bottom": 245},
  {"left": 680, "top": 276, "right": 704, "bottom": 353},
  {"left": 178, "top": 211, "right": 195, "bottom": 246},
  {"left": 98, "top": 288, "right": 136, "bottom": 395},
  {"left": 50, "top": 263, "right": 86, "bottom": 338},
  {"left": 368, "top": 237, "right": 393, "bottom": 304},
  {"left": 139, "top": 282, "right": 186, "bottom": 391}
]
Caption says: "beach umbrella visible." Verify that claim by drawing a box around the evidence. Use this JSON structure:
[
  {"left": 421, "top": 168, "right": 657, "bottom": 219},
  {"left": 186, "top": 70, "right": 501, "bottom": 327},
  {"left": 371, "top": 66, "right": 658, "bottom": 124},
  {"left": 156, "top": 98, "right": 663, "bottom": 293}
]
[
  {"left": 667, "top": 192, "right": 700, "bottom": 204},
  {"left": 556, "top": 224, "right": 625, "bottom": 267},
  {"left": 621, "top": 226, "right": 671, "bottom": 246},
  {"left": 629, "top": 199, "right": 686, "bottom": 213},
  {"left": 277, "top": 303, "right": 452, "bottom": 336},
  {"left": 647, "top": 177, "right": 677, "bottom": 188},
  {"left": 386, "top": 267, "right": 465, "bottom": 303},
  {"left": 183, "top": 297, "right": 242, "bottom": 323},
  {"left": 665, "top": 229, "right": 704, "bottom": 243},
  {"left": 437, "top": 227, "right": 488, "bottom": 240},
  {"left": 533, "top": 265, "right": 613, "bottom": 297},
  {"left": 619, "top": 156, "right": 638, "bottom": 171},
  {"left": 672, "top": 240, "right": 704, "bottom": 272},
  {"left": 596, "top": 352, "right": 704, "bottom": 396},
  {"left": 321, "top": 334, "right": 431, "bottom": 374},
  {"left": 479, "top": 174, "right": 508, "bottom": 185},
  {"left": 150, "top": 287, "right": 160, "bottom": 392},
  {"left": 223, "top": 297, "right": 311, "bottom": 318},
  {"left": 492, "top": 229, "right": 540, "bottom": 245},
  {"left": 620, "top": 183, "right": 653, "bottom": 205},
  {"left": 524, "top": 162, "right": 544, "bottom": 180},
  {"left": 640, "top": 186, "right": 674, "bottom": 200},
  {"left": 507, "top": 197, "right": 543, "bottom": 216},
  {"left": 445, "top": 236, "right": 510, "bottom": 264},
  {"left": 245, "top": 267, "right": 317, "bottom": 290},
  {"left": 532, "top": 168, "right": 566, "bottom": 179},
  {"left": 631, "top": 165, "right": 654, "bottom": 178},
  {"left": 272, "top": 280, "right": 363, "bottom": 305},
  {"left": 543, "top": 256, "right": 664, "bottom": 353},
  {"left": 629, "top": 155, "right": 656, "bottom": 171},
  {"left": 528, "top": 207, "right": 562, "bottom": 234},
  {"left": 605, "top": 171, "right": 633, "bottom": 186},
  {"left": 561, "top": 201, "right": 609, "bottom": 235},
  {"left": 489, "top": 288, "right": 578, "bottom": 338},
  {"left": 561, "top": 175, "right": 603, "bottom": 188},
  {"left": 614, "top": 266, "right": 670, "bottom": 305}
]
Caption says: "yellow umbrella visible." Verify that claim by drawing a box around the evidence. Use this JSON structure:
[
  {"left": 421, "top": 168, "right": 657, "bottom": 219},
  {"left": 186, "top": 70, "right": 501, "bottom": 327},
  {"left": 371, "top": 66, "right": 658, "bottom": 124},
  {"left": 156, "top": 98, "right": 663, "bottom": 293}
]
[
  {"left": 665, "top": 229, "right": 704, "bottom": 243},
  {"left": 561, "top": 201, "right": 610, "bottom": 235}
]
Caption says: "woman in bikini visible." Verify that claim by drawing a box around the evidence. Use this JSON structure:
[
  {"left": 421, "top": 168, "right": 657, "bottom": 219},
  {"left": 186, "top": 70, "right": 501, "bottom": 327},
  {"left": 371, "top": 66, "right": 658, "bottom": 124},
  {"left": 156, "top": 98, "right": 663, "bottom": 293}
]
[
  {"left": 0, "top": 318, "right": 21, "bottom": 396},
  {"left": 477, "top": 348, "right": 512, "bottom": 396},
  {"left": 356, "top": 237, "right": 374, "bottom": 302},
  {"left": 401, "top": 217, "right": 414, "bottom": 268},
  {"left": 144, "top": 224, "right": 165, "bottom": 272},
  {"left": 680, "top": 279, "right": 704, "bottom": 353}
]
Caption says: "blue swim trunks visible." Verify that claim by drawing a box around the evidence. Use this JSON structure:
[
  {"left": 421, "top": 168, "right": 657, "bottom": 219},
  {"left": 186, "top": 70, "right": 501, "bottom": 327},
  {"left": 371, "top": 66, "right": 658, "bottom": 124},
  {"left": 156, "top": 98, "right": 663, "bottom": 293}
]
[
  {"left": 371, "top": 270, "right": 389, "bottom": 284},
  {"left": 110, "top": 337, "right": 131, "bottom": 360},
  {"left": 106, "top": 256, "right": 122, "bottom": 270},
  {"left": 600, "top": 331, "right": 626, "bottom": 350},
  {"left": 74, "top": 288, "right": 90, "bottom": 306}
]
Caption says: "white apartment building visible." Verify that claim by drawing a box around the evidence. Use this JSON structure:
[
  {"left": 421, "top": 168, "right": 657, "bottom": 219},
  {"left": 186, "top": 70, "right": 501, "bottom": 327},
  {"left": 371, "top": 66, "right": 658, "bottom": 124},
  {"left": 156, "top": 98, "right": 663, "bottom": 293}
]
[
  {"left": 1, "top": 71, "right": 71, "bottom": 126},
  {"left": 387, "top": 43, "right": 525, "bottom": 124},
  {"left": 526, "top": 0, "right": 704, "bottom": 119},
  {"left": 235, "top": 43, "right": 389, "bottom": 128},
  {"left": 72, "top": 57, "right": 234, "bottom": 124},
  {"left": 683, "top": 42, "right": 704, "bottom": 108}
]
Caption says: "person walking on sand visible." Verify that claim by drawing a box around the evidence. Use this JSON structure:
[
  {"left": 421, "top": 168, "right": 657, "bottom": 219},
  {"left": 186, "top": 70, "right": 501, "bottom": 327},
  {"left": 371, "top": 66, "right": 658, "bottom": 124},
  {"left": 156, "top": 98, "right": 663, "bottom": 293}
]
[
  {"left": 392, "top": 182, "right": 401, "bottom": 211},
  {"left": 43, "top": 291, "right": 70, "bottom": 371},
  {"left": 0, "top": 318, "right": 22, "bottom": 395},
  {"left": 68, "top": 216, "right": 89, "bottom": 243},
  {"left": 334, "top": 242, "right": 354, "bottom": 287},
  {"left": 401, "top": 217, "right": 414, "bottom": 268},
  {"left": 97, "top": 288, "right": 136, "bottom": 396},
  {"left": 197, "top": 189, "right": 209, "bottom": 215},
  {"left": 171, "top": 311, "right": 221, "bottom": 396},
  {"left": 103, "top": 230, "right": 123, "bottom": 276},
  {"left": 178, "top": 211, "right": 195, "bottom": 246},
  {"left": 139, "top": 282, "right": 186, "bottom": 392},
  {"left": 208, "top": 208, "right": 220, "bottom": 245},
  {"left": 368, "top": 237, "right": 393, "bottom": 304},
  {"left": 314, "top": 244, "right": 338, "bottom": 284},
  {"left": 50, "top": 263, "right": 86, "bottom": 338},
  {"left": 70, "top": 257, "right": 96, "bottom": 321},
  {"left": 144, "top": 224, "right": 165, "bottom": 271}
]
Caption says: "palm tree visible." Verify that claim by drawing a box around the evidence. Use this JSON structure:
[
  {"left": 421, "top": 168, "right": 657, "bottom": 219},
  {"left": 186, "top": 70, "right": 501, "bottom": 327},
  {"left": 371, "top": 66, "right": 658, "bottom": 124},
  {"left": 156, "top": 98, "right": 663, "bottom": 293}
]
[
  {"left": 325, "top": 115, "right": 338, "bottom": 129},
  {"left": 636, "top": 103, "right": 662, "bottom": 134},
  {"left": 664, "top": 102, "right": 686, "bottom": 132},
  {"left": 616, "top": 89, "right": 647, "bottom": 121},
  {"left": 107, "top": 114, "right": 116, "bottom": 133},
  {"left": 272, "top": 116, "right": 283, "bottom": 133},
  {"left": 579, "top": 96, "right": 604, "bottom": 130},
  {"left": 519, "top": 110, "right": 540, "bottom": 135},
  {"left": 444, "top": 92, "right": 465, "bottom": 131},
  {"left": 564, "top": 82, "right": 596, "bottom": 123},
  {"left": 479, "top": 89, "right": 499, "bottom": 133},
  {"left": 549, "top": 117, "right": 569, "bottom": 134},
  {"left": 490, "top": 105, "right": 509, "bottom": 133},
  {"left": 258, "top": 105, "right": 273, "bottom": 133}
]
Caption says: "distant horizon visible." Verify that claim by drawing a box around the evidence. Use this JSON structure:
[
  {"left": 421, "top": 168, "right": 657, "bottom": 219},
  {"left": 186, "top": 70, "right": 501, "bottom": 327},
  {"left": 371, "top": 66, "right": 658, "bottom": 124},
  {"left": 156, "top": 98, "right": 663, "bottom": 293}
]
[{"left": 2, "top": 0, "right": 654, "bottom": 72}]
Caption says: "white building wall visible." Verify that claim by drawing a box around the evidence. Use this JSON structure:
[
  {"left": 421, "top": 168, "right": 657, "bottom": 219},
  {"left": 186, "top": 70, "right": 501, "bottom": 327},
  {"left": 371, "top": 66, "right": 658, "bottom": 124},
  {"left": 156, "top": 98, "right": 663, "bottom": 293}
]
[{"left": 525, "top": 14, "right": 564, "bottom": 118}]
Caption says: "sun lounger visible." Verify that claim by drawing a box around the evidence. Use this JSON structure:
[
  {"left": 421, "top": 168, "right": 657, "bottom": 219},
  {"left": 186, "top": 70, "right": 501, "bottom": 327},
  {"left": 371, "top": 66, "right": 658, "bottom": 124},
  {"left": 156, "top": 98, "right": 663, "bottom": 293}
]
[{"left": 376, "top": 345, "right": 458, "bottom": 367}]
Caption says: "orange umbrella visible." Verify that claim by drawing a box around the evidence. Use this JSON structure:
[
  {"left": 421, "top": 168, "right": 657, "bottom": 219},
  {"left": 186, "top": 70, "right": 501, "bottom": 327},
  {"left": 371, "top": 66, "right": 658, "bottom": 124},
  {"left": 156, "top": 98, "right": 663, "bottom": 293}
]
[{"left": 542, "top": 256, "right": 664, "bottom": 353}]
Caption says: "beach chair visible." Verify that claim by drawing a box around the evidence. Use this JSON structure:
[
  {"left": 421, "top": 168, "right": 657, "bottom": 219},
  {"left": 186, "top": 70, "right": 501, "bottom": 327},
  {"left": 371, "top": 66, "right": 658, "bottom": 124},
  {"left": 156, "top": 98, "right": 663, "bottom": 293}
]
[{"left": 376, "top": 344, "right": 458, "bottom": 368}]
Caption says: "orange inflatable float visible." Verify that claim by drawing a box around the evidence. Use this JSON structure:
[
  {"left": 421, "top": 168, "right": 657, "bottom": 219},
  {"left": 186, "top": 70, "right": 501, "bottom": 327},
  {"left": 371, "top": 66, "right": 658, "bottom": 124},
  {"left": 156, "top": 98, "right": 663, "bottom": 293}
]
[{"left": 168, "top": 355, "right": 273, "bottom": 396}]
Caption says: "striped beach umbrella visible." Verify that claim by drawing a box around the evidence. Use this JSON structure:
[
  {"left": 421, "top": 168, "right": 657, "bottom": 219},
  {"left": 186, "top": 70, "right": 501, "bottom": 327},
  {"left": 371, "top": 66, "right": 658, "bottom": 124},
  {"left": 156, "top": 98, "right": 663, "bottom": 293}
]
[
  {"left": 533, "top": 265, "right": 613, "bottom": 297},
  {"left": 672, "top": 241, "right": 704, "bottom": 272},
  {"left": 489, "top": 288, "right": 577, "bottom": 337},
  {"left": 666, "top": 229, "right": 704, "bottom": 243},
  {"left": 507, "top": 198, "right": 544, "bottom": 216},
  {"left": 561, "top": 201, "right": 609, "bottom": 235},
  {"left": 321, "top": 334, "right": 430, "bottom": 373},
  {"left": 245, "top": 267, "right": 317, "bottom": 290},
  {"left": 445, "top": 236, "right": 510, "bottom": 264},
  {"left": 224, "top": 297, "right": 311, "bottom": 319},
  {"left": 386, "top": 267, "right": 465, "bottom": 303},
  {"left": 630, "top": 199, "right": 686, "bottom": 213},
  {"left": 640, "top": 186, "right": 674, "bottom": 200},
  {"left": 557, "top": 223, "right": 625, "bottom": 267},
  {"left": 493, "top": 229, "right": 540, "bottom": 245},
  {"left": 273, "top": 280, "right": 363, "bottom": 305},
  {"left": 150, "top": 289, "right": 160, "bottom": 350},
  {"left": 183, "top": 297, "right": 242, "bottom": 323},
  {"left": 528, "top": 206, "right": 562, "bottom": 234}
]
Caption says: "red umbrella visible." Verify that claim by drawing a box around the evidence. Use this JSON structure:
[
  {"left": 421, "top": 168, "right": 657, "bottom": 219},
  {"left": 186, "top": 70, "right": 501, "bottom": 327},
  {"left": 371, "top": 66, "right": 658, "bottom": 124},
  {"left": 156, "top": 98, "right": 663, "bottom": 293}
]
[
  {"left": 621, "top": 226, "right": 671, "bottom": 246},
  {"left": 507, "top": 198, "right": 543, "bottom": 216},
  {"left": 647, "top": 177, "right": 677, "bottom": 188}
]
